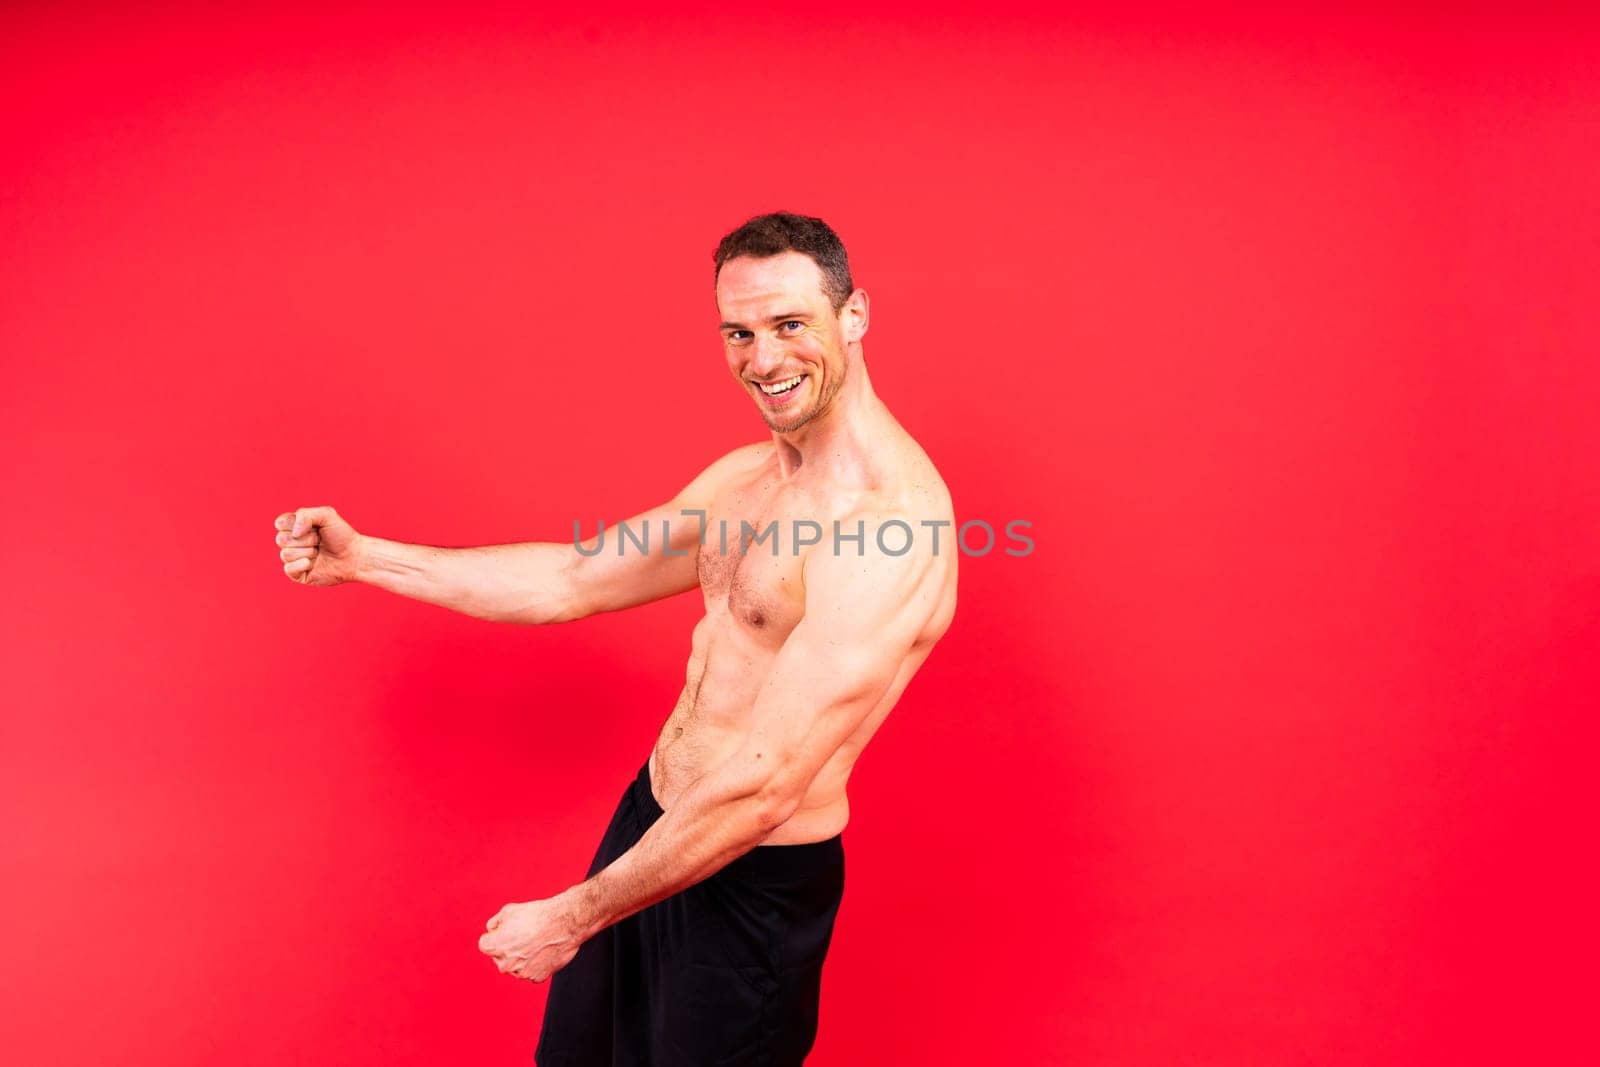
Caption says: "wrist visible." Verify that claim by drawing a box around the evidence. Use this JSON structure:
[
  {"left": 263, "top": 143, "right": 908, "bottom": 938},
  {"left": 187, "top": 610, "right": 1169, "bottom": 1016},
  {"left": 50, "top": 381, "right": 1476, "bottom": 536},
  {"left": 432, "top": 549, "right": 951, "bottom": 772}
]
[
  {"left": 557, "top": 880, "right": 603, "bottom": 944},
  {"left": 351, "top": 534, "right": 382, "bottom": 583}
]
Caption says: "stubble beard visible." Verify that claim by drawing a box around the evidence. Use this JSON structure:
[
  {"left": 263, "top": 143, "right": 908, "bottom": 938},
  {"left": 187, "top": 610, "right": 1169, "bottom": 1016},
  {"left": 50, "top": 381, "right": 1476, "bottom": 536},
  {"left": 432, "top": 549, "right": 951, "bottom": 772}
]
[{"left": 763, "top": 360, "right": 844, "bottom": 434}]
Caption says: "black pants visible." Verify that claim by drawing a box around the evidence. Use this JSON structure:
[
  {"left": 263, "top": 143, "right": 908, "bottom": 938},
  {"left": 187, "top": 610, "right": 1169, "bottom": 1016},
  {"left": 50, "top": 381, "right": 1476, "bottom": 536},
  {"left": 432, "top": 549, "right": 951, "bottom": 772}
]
[{"left": 534, "top": 758, "right": 846, "bottom": 1066}]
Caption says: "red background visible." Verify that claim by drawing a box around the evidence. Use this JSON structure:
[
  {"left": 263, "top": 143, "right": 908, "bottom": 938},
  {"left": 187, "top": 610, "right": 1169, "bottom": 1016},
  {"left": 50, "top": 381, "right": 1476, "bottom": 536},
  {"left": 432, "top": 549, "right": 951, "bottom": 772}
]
[{"left": 3, "top": 3, "right": 1596, "bottom": 1063}]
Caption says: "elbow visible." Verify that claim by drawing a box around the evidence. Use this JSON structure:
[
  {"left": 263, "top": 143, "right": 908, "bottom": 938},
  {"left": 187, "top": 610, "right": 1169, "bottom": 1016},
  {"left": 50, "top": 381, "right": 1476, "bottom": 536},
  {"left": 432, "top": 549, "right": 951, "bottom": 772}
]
[
  {"left": 753, "top": 777, "right": 805, "bottom": 835},
  {"left": 754, "top": 799, "right": 797, "bottom": 838},
  {"left": 538, "top": 599, "right": 590, "bottom": 625},
  {"left": 507, "top": 598, "right": 582, "bottom": 626},
  {"left": 719, "top": 749, "right": 805, "bottom": 837},
  {"left": 524, "top": 555, "right": 592, "bottom": 624}
]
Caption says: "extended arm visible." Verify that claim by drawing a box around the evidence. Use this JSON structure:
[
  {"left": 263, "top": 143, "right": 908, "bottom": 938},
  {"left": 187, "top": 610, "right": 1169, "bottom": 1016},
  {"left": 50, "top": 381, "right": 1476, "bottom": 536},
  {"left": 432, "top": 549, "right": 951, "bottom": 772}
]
[
  {"left": 354, "top": 443, "right": 769, "bottom": 624},
  {"left": 558, "top": 508, "right": 946, "bottom": 941}
]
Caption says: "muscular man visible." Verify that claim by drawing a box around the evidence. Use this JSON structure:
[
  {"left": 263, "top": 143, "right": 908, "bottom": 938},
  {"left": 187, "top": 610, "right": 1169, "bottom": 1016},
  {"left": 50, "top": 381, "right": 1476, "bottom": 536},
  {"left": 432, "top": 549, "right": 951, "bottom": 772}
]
[{"left": 272, "top": 212, "right": 957, "bottom": 1064}]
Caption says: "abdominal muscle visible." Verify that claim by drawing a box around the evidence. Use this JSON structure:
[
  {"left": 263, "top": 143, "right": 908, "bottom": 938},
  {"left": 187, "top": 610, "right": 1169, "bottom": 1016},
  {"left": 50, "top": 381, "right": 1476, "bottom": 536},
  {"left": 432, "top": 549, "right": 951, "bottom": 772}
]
[{"left": 647, "top": 615, "right": 855, "bottom": 846}]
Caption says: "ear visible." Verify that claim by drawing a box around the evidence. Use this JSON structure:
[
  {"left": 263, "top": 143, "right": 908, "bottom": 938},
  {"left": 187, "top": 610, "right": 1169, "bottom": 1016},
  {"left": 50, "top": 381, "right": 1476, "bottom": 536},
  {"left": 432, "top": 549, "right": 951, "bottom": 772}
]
[{"left": 841, "top": 288, "right": 869, "bottom": 343}]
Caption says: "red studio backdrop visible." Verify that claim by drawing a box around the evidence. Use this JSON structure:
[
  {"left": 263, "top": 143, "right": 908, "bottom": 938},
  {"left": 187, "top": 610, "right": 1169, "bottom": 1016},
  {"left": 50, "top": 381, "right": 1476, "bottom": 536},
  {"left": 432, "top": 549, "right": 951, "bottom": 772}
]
[{"left": 3, "top": 3, "right": 1596, "bottom": 1064}]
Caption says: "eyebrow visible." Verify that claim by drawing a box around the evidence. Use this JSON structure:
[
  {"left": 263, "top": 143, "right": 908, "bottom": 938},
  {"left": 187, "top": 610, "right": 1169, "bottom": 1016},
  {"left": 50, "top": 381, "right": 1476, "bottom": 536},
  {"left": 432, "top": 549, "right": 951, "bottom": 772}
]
[{"left": 719, "top": 311, "right": 810, "bottom": 331}]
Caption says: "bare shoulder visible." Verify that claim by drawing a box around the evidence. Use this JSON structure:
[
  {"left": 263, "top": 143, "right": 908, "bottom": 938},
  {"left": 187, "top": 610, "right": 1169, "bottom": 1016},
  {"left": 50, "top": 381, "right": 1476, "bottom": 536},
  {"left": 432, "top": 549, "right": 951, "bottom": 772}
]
[
  {"left": 875, "top": 429, "right": 958, "bottom": 641},
  {"left": 883, "top": 426, "right": 956, "bottom": 525},
  {"left": 674, "top": 440, "right": 775, "bottom": 506},
  {"left": 804, "top": 488, "right": 957, "bottom": 653},
  {"left": 811, "top": 420, "right": 957, "bottom": 559},
  {"left": 820, "top": 436, "right": 957, "bottom": 597}
]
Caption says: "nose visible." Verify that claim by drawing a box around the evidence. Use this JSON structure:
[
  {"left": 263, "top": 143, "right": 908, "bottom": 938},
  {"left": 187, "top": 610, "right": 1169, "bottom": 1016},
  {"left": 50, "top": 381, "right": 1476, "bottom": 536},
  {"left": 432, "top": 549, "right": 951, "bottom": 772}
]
[{"left": 749, "top": 334, "right": 786, "bottom": 378}]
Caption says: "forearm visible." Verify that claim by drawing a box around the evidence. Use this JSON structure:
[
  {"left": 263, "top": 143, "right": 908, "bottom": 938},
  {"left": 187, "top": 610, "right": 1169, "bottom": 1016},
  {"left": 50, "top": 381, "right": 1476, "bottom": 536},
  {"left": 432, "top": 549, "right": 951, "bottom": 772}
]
[
  {"left": 560, "top": 769, "right": 783, "bottom": 942},
  {"left": 354, "top": 535, "right": 585, "bottom": 624}
]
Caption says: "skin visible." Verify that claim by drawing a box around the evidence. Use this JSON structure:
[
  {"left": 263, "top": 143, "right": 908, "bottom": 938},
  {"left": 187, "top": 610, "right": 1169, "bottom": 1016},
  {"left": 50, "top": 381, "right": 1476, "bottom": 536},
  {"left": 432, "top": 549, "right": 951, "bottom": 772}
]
[{"left": 271, "top": 250, "right": 957, "bottom": 984}]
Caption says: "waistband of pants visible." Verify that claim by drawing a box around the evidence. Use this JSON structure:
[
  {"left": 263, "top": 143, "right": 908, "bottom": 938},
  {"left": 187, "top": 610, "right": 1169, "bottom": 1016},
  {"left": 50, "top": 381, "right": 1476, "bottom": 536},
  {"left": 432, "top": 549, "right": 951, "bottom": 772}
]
[{"left": 631, "top": 758, "right": 843, "bottom": 879}]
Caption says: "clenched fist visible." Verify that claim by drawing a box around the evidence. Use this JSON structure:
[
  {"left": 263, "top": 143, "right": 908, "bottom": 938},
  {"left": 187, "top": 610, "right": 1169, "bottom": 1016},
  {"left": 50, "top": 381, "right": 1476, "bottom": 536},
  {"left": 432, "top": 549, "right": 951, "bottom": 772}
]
[
  {"left": 273, "top": 506, "right": 365, "bottom": 586},
  {"left": 480, "top": 895, "right": 587, "bottom": 983}
]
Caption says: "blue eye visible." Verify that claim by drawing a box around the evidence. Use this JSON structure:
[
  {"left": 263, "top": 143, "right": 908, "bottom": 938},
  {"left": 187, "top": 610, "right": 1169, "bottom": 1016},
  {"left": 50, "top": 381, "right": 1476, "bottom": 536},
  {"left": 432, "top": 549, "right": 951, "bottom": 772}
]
[{"left": 782, "top": 321, "right": 803, "bottom": 332}]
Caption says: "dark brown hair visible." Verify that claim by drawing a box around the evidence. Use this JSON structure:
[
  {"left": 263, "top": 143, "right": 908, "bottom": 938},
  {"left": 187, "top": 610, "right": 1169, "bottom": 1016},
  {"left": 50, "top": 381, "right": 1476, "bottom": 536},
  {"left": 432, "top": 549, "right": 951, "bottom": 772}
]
[{"left": 713, "top": 211, "right": 855, "bottom": 312}]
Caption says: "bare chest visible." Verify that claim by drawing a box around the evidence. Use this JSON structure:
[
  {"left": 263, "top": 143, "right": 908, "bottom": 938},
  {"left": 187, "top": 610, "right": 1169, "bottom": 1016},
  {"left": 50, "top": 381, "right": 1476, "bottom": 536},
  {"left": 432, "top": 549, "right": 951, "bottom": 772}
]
[{"left": 694, "top": 480, "right": 826, "bottom": 641}]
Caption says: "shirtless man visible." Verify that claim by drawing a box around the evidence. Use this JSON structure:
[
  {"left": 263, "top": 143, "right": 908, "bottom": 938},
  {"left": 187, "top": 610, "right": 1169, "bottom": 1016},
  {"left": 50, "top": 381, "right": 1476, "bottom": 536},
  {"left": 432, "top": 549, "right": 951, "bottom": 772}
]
[{"left": 272, "top": 212, "right": 957, "bottom": 1064}]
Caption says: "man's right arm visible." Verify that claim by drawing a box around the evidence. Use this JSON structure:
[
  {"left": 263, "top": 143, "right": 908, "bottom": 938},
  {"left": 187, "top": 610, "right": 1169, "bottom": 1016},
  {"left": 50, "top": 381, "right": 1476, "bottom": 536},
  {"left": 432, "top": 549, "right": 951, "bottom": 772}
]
[{"left": 327, "top": 443, "right": 767, "bottom": 625}]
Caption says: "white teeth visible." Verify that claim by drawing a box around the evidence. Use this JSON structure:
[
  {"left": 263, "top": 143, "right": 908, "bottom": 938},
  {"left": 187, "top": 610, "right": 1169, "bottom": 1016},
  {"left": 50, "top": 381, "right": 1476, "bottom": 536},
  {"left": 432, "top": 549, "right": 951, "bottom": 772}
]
[{"left": 758, "top": 375, "right": 804, "bottom": 395}]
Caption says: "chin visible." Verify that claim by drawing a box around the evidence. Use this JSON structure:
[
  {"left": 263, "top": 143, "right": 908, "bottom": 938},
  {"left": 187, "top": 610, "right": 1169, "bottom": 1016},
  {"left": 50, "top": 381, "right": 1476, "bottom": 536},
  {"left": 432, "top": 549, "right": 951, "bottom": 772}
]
[{"left": 773, "top": 414, "right": 815, "bottom": 435}]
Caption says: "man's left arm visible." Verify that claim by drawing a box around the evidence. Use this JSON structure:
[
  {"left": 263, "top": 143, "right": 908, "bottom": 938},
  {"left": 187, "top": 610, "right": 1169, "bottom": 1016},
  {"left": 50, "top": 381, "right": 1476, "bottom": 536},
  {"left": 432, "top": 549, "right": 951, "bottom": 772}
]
[{"left": 562, "top": 509, "right": 942, "bottom": 943}]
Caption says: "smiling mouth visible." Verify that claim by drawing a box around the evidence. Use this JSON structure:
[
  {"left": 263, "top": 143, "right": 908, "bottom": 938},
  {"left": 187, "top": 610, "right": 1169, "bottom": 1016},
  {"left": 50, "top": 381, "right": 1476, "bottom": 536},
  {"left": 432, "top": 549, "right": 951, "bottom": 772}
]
[{"left": 754, "top": 374, "right": 806, "bottom": 396}]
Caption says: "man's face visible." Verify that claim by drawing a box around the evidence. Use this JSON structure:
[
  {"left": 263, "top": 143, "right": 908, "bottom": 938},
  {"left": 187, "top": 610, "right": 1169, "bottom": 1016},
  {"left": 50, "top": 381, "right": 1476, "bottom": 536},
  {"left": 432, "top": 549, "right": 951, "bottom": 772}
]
[{"left": 716, "top": 252, "right": 849, "bottom": 434}]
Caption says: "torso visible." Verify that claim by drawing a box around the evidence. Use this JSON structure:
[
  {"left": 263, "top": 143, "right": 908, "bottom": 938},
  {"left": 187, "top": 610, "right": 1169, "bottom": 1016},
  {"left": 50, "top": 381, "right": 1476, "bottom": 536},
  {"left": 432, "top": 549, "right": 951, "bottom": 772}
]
[{"left": 648, "top": 427, "right": 957, "bottom": 845}]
